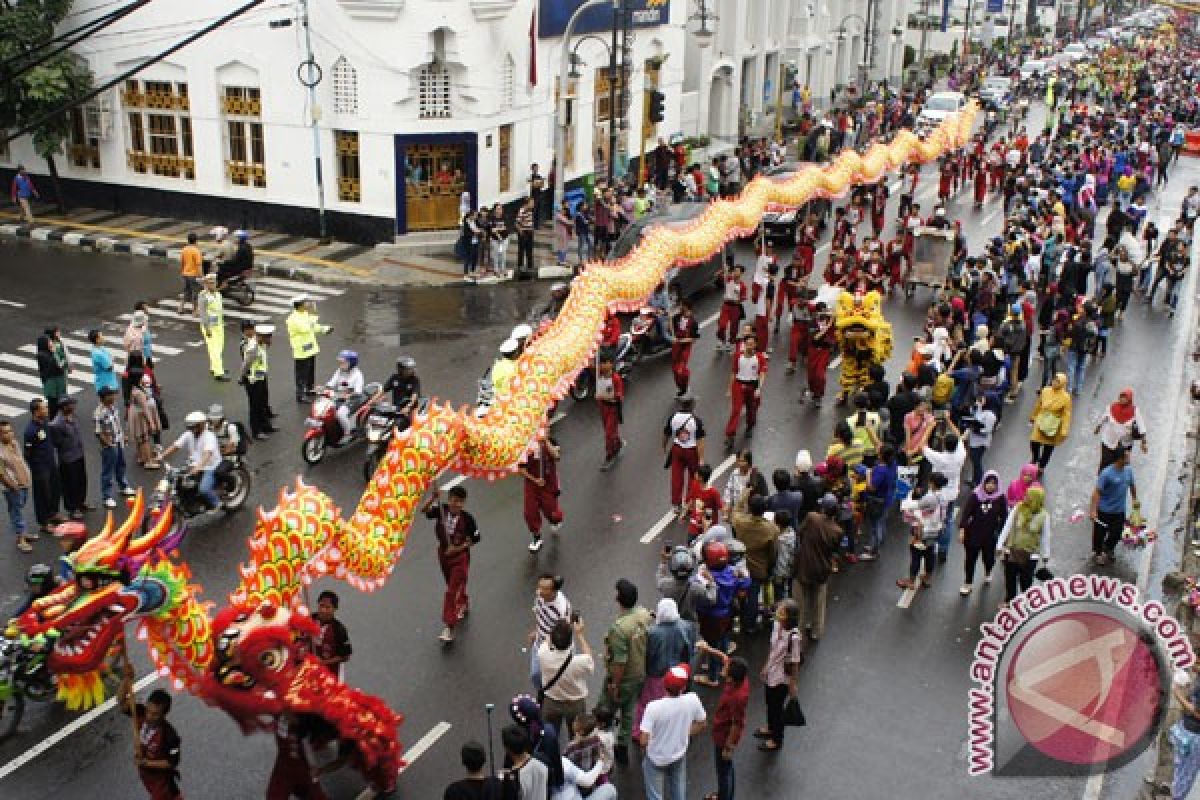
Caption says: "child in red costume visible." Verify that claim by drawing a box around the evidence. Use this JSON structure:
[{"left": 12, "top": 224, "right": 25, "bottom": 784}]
[
  {"left": 596, "top": 355, "right": 625, "bottom": 469},
  {"left": 724, "top": 335, "right": 768, "bottom": 449},
  {"left": 519, "top": 437, "right": 563, "bottom": 552}
]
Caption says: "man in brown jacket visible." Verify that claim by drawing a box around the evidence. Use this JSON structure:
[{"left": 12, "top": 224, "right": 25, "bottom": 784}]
[
  {"left": 731, "top": 493, "right": 778, "bottom": 634},
  {"left": 792, "top": 494, "right": 843, "bottom": 641},
  {"left": 0, "top": 419, "right": 34, "bottom": 552}
]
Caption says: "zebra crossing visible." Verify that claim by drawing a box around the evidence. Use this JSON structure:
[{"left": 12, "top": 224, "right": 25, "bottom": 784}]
[{"left": 0, "top": 276, "right": 344, "bottom": 420}]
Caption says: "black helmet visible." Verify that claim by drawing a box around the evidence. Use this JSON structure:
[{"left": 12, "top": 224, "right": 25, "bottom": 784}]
[
  {"left": 667, "top": 546, "right": 696, "bottom": 580},
  {"left": 26, "top": 563, "right": 52, "bottom": 588},
  {"left": 397, "top": 356, "right": 416, "bottom": 370}
]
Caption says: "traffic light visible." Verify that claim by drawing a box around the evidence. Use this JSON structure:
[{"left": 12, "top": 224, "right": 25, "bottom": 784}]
[{"left": 648, "top": 90, "right": 666, "bottom": 124}]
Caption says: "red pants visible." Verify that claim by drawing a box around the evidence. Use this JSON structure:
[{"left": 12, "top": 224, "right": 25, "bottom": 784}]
[
  {"left": 267, "top": 760, "right": 329, "bottom": 800},
  {"left": 669, "top": 444, "right": 700, "bottom": 506},
  {"left": 807, "top": 347, "right": 831, "bottom": 398},
  {"left": 794, "top": 245, "right": 814, "bottom": 276},
  {"left": 523, "top": 480, "right": 563, "bottom": 534},
  {"left": 670, "top": 342, "right": 692, "bottom": 392},
  {"left": 139, "top": 772, "right": 183, "bottom": 800},
  {"left": 974, "top": 178, "right": 987, "bottom": 205},
  {"left": 716, "top": 302, "right": 741, "bottom": 344},
  {"left": 871, "top": 212, "right": 885, "bottom": 236},
  {"left": 775, "top": 289, "right": 793, "bottom": 326},
  {"left": 725, "top": 381, "right": 759, "bottom": 437},
  {"left": 788, "top": 322, "right": 809, "bottom": 365},
  {"left": 599, "top": 401, "right": 621, "bottom": 459},
  {"left": 439, "top": 553, "right": 470, "bottom": 628},
  {"left": 754, "top": 315, "right": 768, "bottom": 350}
]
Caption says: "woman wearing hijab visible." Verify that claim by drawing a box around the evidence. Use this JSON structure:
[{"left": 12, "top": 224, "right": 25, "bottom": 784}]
[
  {"left": 1094, "top": 388, "right": 1147, "bottom": 470},
  {"left": 508, "top": 694, "right": 565, "bottom": 791},
  {"left": 1028, "top": 372, "right": 1072, "bottom": 472},
  {"left": 123, "top": 309, "right": 153, "bottom": 365},
  {"left": 995, "top": 486, "right": 1049, "bottom": 607},
  {"left": 1005, "top": 463, "right": 1040, "bottom": 507},
  {"left": 958, "top": 471, "right": 1008, "bottom": 596},
  {"left": 127, "top": 374, "right": 162, "bottom": 469},
  {"left": 35, "top": 333, "right": 68, "bottom": 417}
]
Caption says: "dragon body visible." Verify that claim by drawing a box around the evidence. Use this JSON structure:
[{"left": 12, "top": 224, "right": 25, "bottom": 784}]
[{"left": 10, "top": 107, "right": 976, "bottom": 780}]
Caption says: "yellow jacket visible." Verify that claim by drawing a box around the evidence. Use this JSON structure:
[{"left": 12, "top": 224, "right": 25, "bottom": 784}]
[{"left": 287, "top": 310, "right": 329, "bottom": 358}]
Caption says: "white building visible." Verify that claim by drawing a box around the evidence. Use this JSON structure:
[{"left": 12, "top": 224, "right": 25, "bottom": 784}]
[
  {"left": 678, "top": 0, "right": 906, "bottom": 147},
  {"left": 0, "top": 0, "right": 690, "bottom": 243}
]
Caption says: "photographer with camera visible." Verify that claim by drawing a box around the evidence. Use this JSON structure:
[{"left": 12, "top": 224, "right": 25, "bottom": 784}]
[{"left": 964, "top": 394, "right": 998, "bottom": 486}]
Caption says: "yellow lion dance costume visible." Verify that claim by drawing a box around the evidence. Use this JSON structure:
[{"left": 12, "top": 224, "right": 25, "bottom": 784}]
[{"left": 834, "top": 287, "right": 893, "bottom": 402}]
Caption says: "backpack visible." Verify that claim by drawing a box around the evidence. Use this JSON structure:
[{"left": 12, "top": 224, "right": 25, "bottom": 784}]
[
  {"left": 998, "top": 319, "right": 1027, "bottom": 355},
  {"left": 932, "top": 373, "right": 955, "bottom": 407}
]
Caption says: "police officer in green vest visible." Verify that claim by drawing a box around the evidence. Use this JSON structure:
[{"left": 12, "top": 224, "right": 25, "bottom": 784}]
[
  {"left": 286, "top": 295, "right": 332, "bottom": 402},
  {"left": 240, "top": 324, "right": 275, "bottom": 439}
]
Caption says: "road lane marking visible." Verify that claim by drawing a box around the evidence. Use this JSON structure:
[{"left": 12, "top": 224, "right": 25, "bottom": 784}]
[
  {"left": 0, "top": 672, "right": 159, "bottom": 783},
  {"left": 700, "top": 312, "right": 719, "bottom": 329},
  {"left": 397, "top": 721, "right": 452, "bottom": 774},
  {"left": 258, "top": 275, "right": 346, "bottom": 296},
  {"left": 17, "top": 345, "right": 110, "bottom": 372},
  {"left": 0, "top": 380, "right": 57, "bottom": 407},
  {"left": 0, "top": 298, "right": 25, "bottom": 308},
  {"left": 440, "top": 474, "right": 467, "bottom": 491},
  {"left": 0, "top": 353, "right": 95, "bottom": 386},
  {"left": 0, "top": 365, "right": 83, "bottom": 394},
  {"left": 56, "top": 335, "right": 181, "bottom": 358},
  {"left": 897, "top": 584, "right": 918, "bottom": 608},
  {"left": 0, "top": 401, "right": 24, "bottom": 418},
  {"left": 640, "top": 453, "right": 736, "bottom": 544}
]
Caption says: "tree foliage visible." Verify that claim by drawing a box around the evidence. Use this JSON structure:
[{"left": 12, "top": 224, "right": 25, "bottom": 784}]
[{"left": 0, "top": 0, "right": 94, "bottom": 159}]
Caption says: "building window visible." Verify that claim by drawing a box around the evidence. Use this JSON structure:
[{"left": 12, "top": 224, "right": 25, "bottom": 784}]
[
  {"left": 67, "top": 108, "right": 100, "bottom": 168},
  {"left": 501, "top": 55, "right": 515, "bottom": 109},
  {"left": 498, "top": 123, "right": 512, "bottom": 193},
  {"left": 124, "top": 78, "right": 194, "bottom": 179},
  {"left": 418, "top": 63, "right": 451, "bottom": 119},
  {"left": 222, "top": 86, "right": 265, "bottom": 188},
  {"left": 332, "top": 56, "right": 359, "bottom": 115},
  {"left": 335, "top": 130, "right": 361, "bottom": 202}
]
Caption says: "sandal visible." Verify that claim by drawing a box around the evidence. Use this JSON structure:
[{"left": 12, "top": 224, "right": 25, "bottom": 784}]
[{"left": 753, "top": 728, "right": 772, "bottom": 739}]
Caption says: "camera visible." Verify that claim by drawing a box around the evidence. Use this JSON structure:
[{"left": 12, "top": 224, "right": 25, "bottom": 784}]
[{"left": 570, "top": 611, "right": 581, "bottom": 624}]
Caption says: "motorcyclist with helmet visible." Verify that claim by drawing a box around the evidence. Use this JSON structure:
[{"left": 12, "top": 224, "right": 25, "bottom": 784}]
[
  {"left": 383, "top": 356, "right": 421, "bottom": 426},
  {"left": 656, "top": 544, "right": 716, "bottom": 623},
  {"left": 693, "top": 539, "right": 751, "bottom": 687},
  {"left": 535, "top": 282, "right": 570, "bottom": 326},
  {"left": 12, "top": 564, "right": 55, "bottom": 616},
  {"left": 327, "top": 350, "right": 367, "bottom": 437},
  {"left": 157, "top": 411, "right": 222, "bottom": 510},
  {"left": 217, "top": 230, "right": 253, "bottom": 288},
  {"left": 206, "top": 404, "right": 242, "bottom": 459}
]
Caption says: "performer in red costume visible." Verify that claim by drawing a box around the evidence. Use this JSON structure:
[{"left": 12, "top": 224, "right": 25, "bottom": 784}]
[
  {"left": 519, "top": 437, "right": 563, "bottom": 553},
  {"left": 724, "top": 334, "right": 768, "bottom": 449}
]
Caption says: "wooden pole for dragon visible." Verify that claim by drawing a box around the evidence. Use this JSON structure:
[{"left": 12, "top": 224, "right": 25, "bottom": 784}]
[{"left": 119, "top": 636, "right": 144, "bottom": 761}]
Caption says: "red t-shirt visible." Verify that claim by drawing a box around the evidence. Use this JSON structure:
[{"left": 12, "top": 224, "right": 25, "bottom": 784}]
[{"left": 712, "top": 678, "right": 750, "bottom": 749}]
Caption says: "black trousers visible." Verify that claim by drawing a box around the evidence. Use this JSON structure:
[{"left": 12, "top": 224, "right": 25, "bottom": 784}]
[
  {"left": 59, "top": 458, "right": 87, "bottom": 513},
  {"left": 964, "top": 542, "right": 996, "bottom": 583},
  {"left": 1093, "top": 510, "right": 1125, "bottom": 555},
  {"left": 294, "top": 356, "right": 316, "bottom": 399},
  {"left": 764, "top": 683, "right": 789, "bottom": 745},
  {"left": 245, "top": 380, "right": 270, "bottom": 435},
  {"left": 516, "top": 232, "right": 535, "bottom": 276},
  {"left": 30, "top": 466, "right": 61, "bottom": 525},
  {"left": 1003, "top": 559, "right": 1035, "bottom": 602}
]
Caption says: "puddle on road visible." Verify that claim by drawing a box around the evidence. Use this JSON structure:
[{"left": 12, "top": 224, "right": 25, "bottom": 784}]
[{"left": 348, "top": 284, "right": 546, "bottom": 346}]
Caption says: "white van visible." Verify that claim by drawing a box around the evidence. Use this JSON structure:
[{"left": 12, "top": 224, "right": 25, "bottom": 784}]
[{"left": 917, "top": 91, "right": 967, "bottom": 130}]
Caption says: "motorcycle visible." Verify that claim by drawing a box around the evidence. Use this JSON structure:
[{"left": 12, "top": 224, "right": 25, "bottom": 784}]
[
  {"left": 302, "top": 382, "right": 383, "bottom": 465},
  {"left": 629, "top": 307, "right": 673, "bottom": 364},
  {"left": 154, "top": 457, "right": 251, "bottom": 518},
  {"left": 219, "top": 269, "right": 256, "bottom": 307},
  {"left": 362, "top": 397, "right": 429, "bottom": 481},
  {"left": 0, "top": 633, "right": 55, "bottom": 741},
  {"left": 571, "top": 333, "right": 633, "bottom": 401}
]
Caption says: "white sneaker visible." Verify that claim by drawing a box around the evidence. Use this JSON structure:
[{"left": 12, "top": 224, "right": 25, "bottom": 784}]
[
  {"left": 103, "top": 497, "right": 117, "bottom": 509},
  {"left": 960, "top": 584, "right": 972, "bottom": 596},
  {"left": 549, "top": 520, "right": 562, "bottom": 533},
  {"left": 983, "top": 572, "right": 992, "bottom": 585},
  {"left": 438, "top": 627, "right": 454, "bottom": 643},
  {"left": 528, "top": 537, "right": 543, "bottom": 553}
]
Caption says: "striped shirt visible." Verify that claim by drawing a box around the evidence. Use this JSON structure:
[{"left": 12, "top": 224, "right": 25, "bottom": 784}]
[
  {"left": 516, "top": 207, "right": 534, "bottom": 233},
  {"left": 93, "top": 403, "right": 124, "bottom": 447},
  {"left": 533, "top": 591, "right": 571, "bottom": 640}
]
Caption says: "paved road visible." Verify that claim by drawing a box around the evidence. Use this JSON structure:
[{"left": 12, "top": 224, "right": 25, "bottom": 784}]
[{"left": 0, "top": 126, "right": 1197, "bottom": 799}]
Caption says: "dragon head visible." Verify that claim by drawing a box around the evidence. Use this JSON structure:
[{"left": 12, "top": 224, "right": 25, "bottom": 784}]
[
  {"left": 202, "top": 601, "right": 316, "bottom": 730},
  {"left": 11, "top": 493, "right": 183, "bottom": 707}
]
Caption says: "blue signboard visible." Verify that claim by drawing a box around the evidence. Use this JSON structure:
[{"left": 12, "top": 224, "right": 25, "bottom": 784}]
[
  {"left": 940, "top": 0, "right": 951, "bottom": 32},
  {"left": 539, "top": 0, "right": 670, "bottom": 38},
  {"left": 987, "top": 0, "right": 1004, "bottom": 12}
]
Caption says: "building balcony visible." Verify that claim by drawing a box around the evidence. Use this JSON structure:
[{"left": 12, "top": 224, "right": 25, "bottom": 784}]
[
  {"left": 127, "top": 151, "right": 195, "bottom": 178},
  {"left": 221, "top": 95, "right": 262, "bottom": 116},
  {"left": 226, "top": 160, "right": 267, "bottom": 188}
]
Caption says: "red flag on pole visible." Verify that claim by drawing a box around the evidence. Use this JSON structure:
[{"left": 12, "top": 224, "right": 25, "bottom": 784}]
[{"left": 529, "top": 8, "right": 538, "bottom": 87}]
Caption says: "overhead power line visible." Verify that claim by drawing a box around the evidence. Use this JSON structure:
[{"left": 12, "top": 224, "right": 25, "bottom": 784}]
[
  {"left": 1, "top": 0, "right": 154, "bottom": 76},
  {"left": 2, "top": 0, "right": 266, "bottom": 146}
]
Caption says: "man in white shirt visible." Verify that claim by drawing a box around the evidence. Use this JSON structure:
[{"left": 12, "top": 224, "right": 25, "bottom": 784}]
[
  {"left": 537, "top": 617, "right": 595, "bottom": 736},
  {"left": 638, "top": 663, "right": 707, "bottom": 800},
  {"left": 158, "top": 411, "right": 222, "bottom": 509},
  {"left": 923, "top": 427, "right": 967, "bottom": 563}
]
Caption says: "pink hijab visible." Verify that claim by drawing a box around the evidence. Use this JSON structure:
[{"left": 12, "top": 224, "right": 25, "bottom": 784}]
[{"left": 1006, "top": 463, "right": 1041, "bottom": 506}]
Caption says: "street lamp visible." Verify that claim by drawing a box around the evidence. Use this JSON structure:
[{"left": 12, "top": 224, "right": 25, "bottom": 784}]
[
  {"left": 833, "top": 12, "right": 870, "bottom": 104},
  {"left": 552, "top": 0, "right": 618, "bottom": 225},
  {"left": 690, "top": 0, "right": 718, "bottom": 48}
]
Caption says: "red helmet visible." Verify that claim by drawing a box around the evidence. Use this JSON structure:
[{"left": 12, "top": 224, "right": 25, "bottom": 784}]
[
  {"left": 702, "top": 540, "right": 729, "bottom": 570},
  {"left": 52, "top": 521, "right": 88, "bottom": 541}
]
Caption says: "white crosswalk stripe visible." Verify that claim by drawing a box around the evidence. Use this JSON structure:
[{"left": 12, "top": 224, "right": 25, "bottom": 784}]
[
  {"left": 0, "top": 353, "right": 93, "bottom": 384},
  {"left": 17, "top": 345, "right": 100, "bottom": 373},
  {"left": 0, "top": 365, "right": 83, "bottom": 394},
  {"left": 0, "top": 401, "right": 25, "bottom": 418},
  {"left": 258, "top": 276, "right": 345, "bottom": 296},
  {"left": 251, "top": 285, "right": 305, "bottom": 303},
  {"left": 0, "top": 380, "right": 56, "bottom": 408},
  {"left": 245, "top": 298, "right": 294, "bottom": 316},
  {"left": 55, "top": 335, "right": 183, "bottom": 358},
  {"left": 54, "top": 337, "right": 125, "bottom": 364}
]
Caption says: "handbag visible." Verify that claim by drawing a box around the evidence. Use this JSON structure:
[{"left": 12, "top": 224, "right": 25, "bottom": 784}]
[
  {"left": 1035, "top": 409, "right": 1061, "bottom": 439},
  {"left": 1007, "top": 547, "right": 1032, "bottom": 567},
  {"left": 782, "top": 696, "right": 807, "bottom": 727},
  {"left": 536, "top": 652, "right": 573, "bottom": 706}
]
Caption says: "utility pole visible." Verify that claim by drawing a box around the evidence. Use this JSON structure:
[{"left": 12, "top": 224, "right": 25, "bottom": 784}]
[
  {"left": 607, "top": 0, "right": 620, "bottom": 186},
  {"left": 298, "top": 0, "right": 329, "bottom": 243},
  {"left": 918, "top": 0, "right": 931, "bottom": 88},
  {"left": 963, "top": 0, "right": 974, "bottom": 60}
]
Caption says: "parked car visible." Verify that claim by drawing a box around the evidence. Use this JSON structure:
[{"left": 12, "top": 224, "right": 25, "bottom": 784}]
[
  {"left": 608, "top": 202, "right": 724, "bottom": 302},
  {"left": 917, "top": 91, "right": 967, "bottom": 131},
  {"left": 757, "top": 162, "right": 819, "bottom": 245}
]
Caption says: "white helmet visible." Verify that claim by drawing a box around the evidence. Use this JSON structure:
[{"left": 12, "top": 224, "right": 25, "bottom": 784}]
[
  {"left": 511, "top": 323, "right": 533, "bottom": 340},
  {"left": 185, "top": 411, "right": 207, "bottom": 426}
]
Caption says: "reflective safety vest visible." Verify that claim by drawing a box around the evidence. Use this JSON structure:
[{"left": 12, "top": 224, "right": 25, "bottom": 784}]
[
  {"left": 199, "top": 290, "right": 223, "bottom": 329},
  {"left": 247, "top": 342, "right": 268, "bottom": 382},
  {"left": 287, "top": 310, "right": 327, "bottom": 358}
]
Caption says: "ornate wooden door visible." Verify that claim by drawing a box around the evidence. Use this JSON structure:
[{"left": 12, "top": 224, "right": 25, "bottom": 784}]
[{"left": 404, "top": 143, "right": 467, "bottom": 231}]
